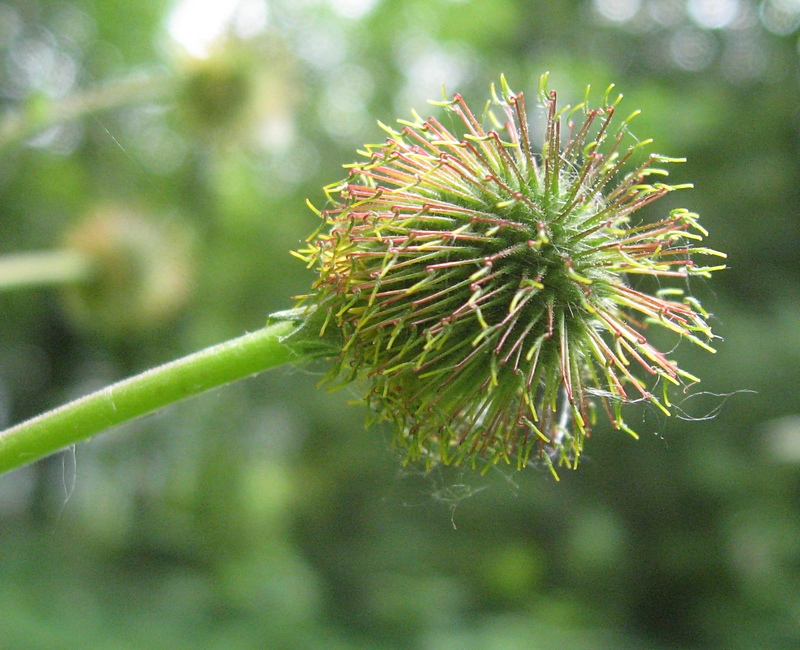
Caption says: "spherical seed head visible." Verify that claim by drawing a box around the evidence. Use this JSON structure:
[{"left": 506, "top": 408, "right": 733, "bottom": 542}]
[
  {"left": 296, "top": 74, "right": 725, "bottom": 474},
  {"left": 63, "top": 206, "right": 195, "bottom": 335}
]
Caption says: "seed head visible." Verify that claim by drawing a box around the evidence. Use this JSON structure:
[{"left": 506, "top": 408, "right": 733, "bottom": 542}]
[{"left": 295, "top": 74, "right": 725, "bottom": 474}]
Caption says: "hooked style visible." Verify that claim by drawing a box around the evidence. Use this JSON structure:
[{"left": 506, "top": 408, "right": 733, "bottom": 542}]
[{"left": 295, "top": 74, "right": 725, "bottom": 475}]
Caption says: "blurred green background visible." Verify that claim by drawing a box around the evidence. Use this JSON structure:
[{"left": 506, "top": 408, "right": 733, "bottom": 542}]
[{"left": 1, "top": 0, "right": 798, "bottom": 647}]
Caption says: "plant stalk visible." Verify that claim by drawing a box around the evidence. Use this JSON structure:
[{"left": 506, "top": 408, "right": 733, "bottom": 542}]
[
  {"left": 0, "top": 250, "right": 96, "bottom": 291},
  {"left": 0, "top": 320, "right": 300, "bottom": 474},
  {"left": 0, "top": 73, "right": 176, "bottom": 151}
]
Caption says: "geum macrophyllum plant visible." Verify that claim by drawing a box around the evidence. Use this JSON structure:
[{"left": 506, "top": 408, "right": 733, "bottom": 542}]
[
  {"left": 294, "top": 74, "right": 724, "bottom": 474},
  {"left": 0, "top": 75, "right": 725, "bottom": 477}
]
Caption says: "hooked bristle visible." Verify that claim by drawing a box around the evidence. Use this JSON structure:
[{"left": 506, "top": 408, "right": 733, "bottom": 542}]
[{"left": 295, "top": 74, "right": 725, "bottom": 475}]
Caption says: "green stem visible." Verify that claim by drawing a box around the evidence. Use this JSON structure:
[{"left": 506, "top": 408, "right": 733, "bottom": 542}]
[
  {"left": 0, "top": 72, "right": 177, "bottom": 151},
  {"left": 0, "top": 250, "right": 96, "bottom": 291},
  {"left": 0, "top": 320, "right": 302, "bottom": 474}
]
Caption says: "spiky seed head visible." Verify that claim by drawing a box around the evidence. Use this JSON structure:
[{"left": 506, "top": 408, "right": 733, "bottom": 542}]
[{"left": 295, "top": 74, "right": 725, "bottom": 475}]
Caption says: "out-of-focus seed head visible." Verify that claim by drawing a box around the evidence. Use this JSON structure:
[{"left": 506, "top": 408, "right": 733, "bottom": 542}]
[
  {"left": 62, "top": 205, "right": 195, "bottom": 335},
  {"left": 295, "top": 74, "right": 725, "bottom": 475}
]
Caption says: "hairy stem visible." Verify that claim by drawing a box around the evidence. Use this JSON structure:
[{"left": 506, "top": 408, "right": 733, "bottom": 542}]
[{"left": 0, "top": 320, "right": 302, "bottom": 474}]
